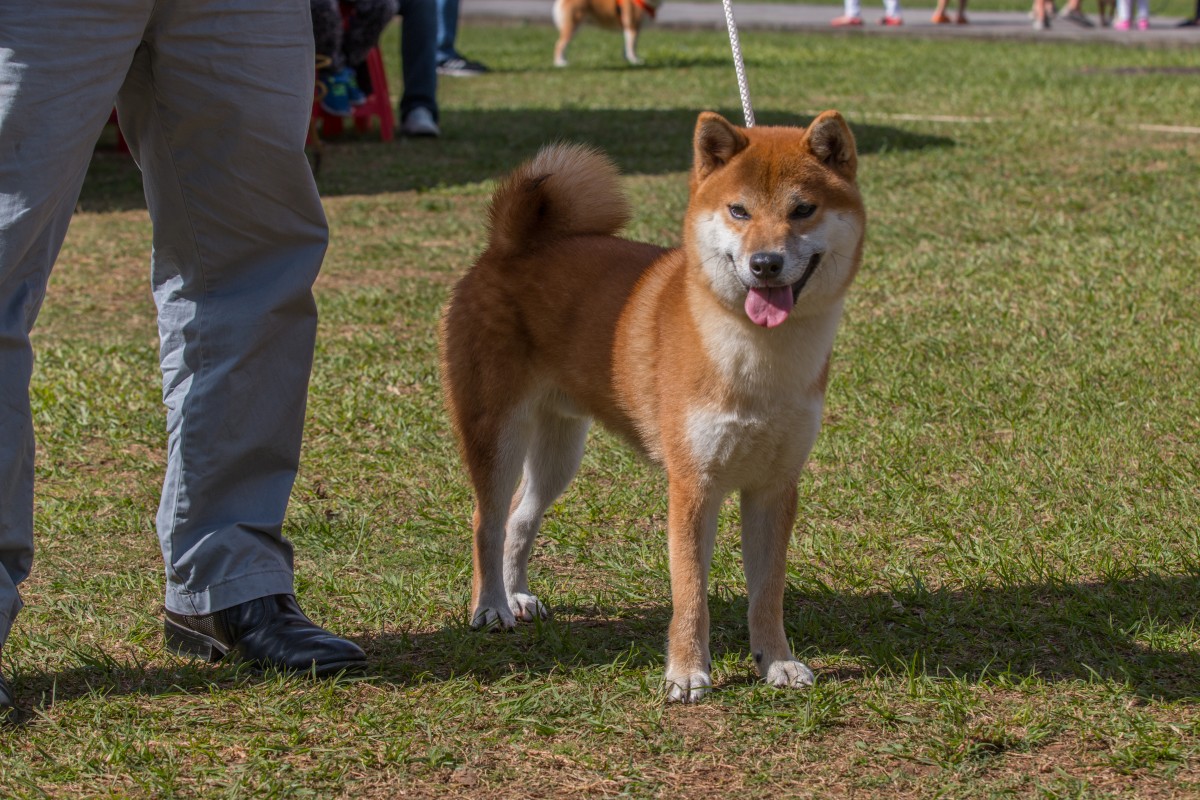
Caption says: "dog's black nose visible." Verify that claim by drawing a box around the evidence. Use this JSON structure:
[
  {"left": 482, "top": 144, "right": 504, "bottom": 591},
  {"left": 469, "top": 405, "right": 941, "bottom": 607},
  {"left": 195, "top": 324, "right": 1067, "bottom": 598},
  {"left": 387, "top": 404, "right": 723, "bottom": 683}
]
[{"left": 749, "top": 251, "right": 784, "bottom": 278}]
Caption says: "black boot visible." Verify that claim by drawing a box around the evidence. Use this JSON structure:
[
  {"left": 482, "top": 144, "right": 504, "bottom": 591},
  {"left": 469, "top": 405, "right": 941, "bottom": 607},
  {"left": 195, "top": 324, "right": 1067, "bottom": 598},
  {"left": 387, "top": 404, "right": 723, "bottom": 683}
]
[
  {"left": 0, "top": 669, "right": 12, "bottom": 717},
  {"left": 164, "top": 594, "right": 366, "bottom": 677}
]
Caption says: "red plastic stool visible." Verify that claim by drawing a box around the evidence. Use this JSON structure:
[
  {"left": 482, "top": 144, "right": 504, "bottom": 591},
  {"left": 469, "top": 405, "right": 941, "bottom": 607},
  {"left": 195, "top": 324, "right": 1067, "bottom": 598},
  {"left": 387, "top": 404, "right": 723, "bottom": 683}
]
[
  {"left": 313, "top": 47, "right": 394, "bottom": 142},
  {"left": 106, "top": 109, "right": 130, "bottom": 153}
]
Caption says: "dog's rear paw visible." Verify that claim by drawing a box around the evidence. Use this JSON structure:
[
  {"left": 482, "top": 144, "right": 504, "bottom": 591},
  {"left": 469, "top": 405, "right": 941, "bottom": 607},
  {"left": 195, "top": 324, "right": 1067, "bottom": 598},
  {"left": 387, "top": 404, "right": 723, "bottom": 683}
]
[
  {"left": 471, "top": 605, "right": 518, "bottom": 631},
  {"left": 765, "top": 660, "right": 815, "bottom": 689},
  {"left": 510, "top": 593, "right": 550, "bottom": 622},
  {"left": 664, "top": 671, "right": 712, "bottom": 703}
]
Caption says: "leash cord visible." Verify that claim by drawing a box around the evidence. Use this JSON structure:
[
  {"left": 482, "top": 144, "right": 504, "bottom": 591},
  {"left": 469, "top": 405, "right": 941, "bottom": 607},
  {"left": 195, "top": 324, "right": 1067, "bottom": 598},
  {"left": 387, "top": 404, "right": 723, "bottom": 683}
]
[{"left": 720, "top": 0, "right": 755, "bottom": 127}]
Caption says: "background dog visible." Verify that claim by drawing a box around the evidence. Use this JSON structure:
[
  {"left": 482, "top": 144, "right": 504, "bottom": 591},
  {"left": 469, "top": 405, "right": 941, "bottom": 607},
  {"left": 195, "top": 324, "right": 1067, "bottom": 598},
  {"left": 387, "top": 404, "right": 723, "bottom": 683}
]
[
  {"left": 553, "top": 0, "right": 663, "bottom": 66},
  {"left": 440, "top": 111, "right": 865, "bottom": 702}
]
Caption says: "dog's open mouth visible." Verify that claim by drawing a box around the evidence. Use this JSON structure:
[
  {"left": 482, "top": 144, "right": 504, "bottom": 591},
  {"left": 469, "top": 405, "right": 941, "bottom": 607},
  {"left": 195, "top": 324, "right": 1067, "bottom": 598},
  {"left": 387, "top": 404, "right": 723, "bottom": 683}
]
[{"left": 744, "top": 252, "right": 823, "bottom": 329}]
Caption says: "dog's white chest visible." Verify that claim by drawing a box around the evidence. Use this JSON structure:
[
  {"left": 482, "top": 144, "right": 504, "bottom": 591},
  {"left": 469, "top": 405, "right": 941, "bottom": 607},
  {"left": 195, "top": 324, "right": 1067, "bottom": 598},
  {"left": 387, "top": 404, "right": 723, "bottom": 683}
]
[{"left": 684, "top": 398, "right": 821, "bottom": 489}]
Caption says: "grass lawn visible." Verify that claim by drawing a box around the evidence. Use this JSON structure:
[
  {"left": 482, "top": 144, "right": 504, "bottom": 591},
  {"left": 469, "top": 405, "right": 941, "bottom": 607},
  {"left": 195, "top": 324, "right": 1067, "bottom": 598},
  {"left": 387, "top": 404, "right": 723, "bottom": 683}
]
[{"left": 4, "top": 20, "right": 1199, "bottom": 799}]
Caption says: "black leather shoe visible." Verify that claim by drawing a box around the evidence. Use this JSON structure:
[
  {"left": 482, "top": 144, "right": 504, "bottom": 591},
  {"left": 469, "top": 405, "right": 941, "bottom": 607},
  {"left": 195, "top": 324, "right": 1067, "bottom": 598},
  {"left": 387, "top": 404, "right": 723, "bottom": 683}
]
[
  {"left": 0, "top": 670, "right": 13, "bottom": 717},
  {"left": 164, "top": 594, "right": 366, "bottom": 677}
]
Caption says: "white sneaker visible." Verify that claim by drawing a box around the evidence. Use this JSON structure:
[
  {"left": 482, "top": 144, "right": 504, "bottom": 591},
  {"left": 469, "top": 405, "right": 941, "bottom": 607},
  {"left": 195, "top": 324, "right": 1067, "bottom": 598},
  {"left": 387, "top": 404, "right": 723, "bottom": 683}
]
[{"left": 401, "top": 107, "right": 440, "bottom": 138}]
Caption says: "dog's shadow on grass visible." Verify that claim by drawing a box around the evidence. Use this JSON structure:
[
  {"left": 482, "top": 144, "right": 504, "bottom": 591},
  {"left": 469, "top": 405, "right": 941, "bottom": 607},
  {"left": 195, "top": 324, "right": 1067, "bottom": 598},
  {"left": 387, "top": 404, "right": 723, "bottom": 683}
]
[
  {"left": 10, "top": 572, "right": 1194, "bottom": 718},
  {"left": 367, "top": 572, "right": 1200, "bottom": 701},
  {"left": 81, "top": 108, "right": 953, "bottom": 212}
]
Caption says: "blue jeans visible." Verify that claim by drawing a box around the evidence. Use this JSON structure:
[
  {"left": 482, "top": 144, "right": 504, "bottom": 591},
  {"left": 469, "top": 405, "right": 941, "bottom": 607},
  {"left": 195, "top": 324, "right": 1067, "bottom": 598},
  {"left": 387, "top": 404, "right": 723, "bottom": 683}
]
[
  {"left": 435, "top": 0, "right": 460, "bottom": 64},
  {"left": 398, "top": 0, "right": 439, "bottom": 121},
  {"left": 0, "top": 0, "right": 327, "bottom": 647}
]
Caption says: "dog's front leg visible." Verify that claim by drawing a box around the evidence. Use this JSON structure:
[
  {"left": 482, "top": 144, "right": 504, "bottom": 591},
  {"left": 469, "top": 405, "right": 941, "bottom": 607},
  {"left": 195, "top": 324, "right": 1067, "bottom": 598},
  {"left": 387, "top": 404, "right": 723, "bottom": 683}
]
[
  {"left": 663, "top": 478, "right": 720, "bottom": 702},
  {"left": 740, "top": 484, "right": 815, "bottom": 689}
]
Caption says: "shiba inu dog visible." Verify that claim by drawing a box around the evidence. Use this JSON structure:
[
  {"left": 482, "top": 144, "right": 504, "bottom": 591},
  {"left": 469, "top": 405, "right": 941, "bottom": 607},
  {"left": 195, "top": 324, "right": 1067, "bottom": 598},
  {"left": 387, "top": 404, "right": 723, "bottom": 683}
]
[
  {"left": 552, "top": 0, "right": 662, "bottom": 66},
  {"left": 440, "top": 111, "right": 865, "bottom": 702}
]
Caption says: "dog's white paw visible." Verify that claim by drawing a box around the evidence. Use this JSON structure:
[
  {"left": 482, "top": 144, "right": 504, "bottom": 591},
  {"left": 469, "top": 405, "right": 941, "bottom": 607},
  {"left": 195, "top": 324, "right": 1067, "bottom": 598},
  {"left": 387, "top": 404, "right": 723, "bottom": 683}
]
[
  {"left": 554, "top": 58, "right": 568, "bottom": 67},
  {"left": 664, "top": 671, "right": 713, "bottom": 703},
  {"left": 509, "top": 593, "right": 550, "bottom": 622},
  {"left": 765, "top": 659, "right": 815, "bottom": 689},
  {"left": 470, "top": 604, "right": 518, "bottom": 631}
]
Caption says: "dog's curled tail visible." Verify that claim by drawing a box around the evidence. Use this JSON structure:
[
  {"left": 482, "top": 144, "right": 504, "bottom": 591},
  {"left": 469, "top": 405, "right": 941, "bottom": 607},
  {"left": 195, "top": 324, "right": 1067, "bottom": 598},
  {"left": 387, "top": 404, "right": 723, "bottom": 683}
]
[{"left": 486, "top": 143, "right": 630, "bottom": 259}]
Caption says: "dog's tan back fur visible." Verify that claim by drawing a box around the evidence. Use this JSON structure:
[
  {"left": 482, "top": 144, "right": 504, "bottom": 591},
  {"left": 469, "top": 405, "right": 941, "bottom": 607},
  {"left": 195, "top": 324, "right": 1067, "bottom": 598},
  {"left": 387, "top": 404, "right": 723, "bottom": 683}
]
[{"left": 441, "top": 112, "right": 865, "bottom": 702}]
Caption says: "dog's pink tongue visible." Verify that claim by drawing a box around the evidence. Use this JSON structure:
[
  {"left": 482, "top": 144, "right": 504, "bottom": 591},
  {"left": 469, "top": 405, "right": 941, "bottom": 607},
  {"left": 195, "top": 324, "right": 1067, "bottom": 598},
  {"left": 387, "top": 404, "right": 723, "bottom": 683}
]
[{"left": 744, "top": 286, "right": 794, "bottom": 328}]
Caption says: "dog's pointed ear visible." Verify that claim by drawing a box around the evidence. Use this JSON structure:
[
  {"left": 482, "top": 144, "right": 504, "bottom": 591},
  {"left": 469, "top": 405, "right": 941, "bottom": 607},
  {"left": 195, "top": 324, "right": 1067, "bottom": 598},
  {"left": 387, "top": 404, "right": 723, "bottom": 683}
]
[
  {"left": 693, "top": 112, "right": 749, "bottom": 181},
  {"left": 803, "top": 111, "right": 857, "bottom": 180}
]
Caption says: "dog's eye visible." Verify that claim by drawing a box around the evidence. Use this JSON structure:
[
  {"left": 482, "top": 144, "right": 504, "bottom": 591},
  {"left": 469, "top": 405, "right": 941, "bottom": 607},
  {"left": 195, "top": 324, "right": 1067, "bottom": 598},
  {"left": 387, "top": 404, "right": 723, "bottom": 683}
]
[
  {"left": 790, "top": 203, "right": 818, "bottom": 220},
  {"left": 728, "top": 204, "right": 750, "bottom": 220}
]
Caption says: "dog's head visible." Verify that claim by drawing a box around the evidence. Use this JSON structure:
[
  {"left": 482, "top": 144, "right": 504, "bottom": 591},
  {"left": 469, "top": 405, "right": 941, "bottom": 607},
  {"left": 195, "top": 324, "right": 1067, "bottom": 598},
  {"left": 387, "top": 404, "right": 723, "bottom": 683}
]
[{"left": 684, "top": 111, "right": 865, "bottom": 328}]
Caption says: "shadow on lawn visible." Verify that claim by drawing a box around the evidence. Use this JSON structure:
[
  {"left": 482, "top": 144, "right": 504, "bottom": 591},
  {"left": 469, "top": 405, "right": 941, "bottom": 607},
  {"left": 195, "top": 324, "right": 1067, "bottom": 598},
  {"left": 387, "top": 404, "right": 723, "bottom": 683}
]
[
  {"left": 81, "top": 108, "right": 952, "bottom": 212},
  {"left": 366, "top": 572, "right": 1200, "bottom": 702},
  {"left": 10, "top": 573, "right": 1194, "bottom": 717}
]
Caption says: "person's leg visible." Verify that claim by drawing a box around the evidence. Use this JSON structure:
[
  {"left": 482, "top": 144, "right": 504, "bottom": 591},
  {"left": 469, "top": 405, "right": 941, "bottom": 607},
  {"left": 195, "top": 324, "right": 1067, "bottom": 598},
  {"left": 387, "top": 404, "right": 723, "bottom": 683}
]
[
  {"left": 1113, "top": 0, "right": 1131, "bottom": 26},
  {"left": 0, "top": 1, "right": 149, "bottom": 652},
  {"left": 832, "top": 0, "right": 863, "bottom": 23},
  {"left": 883, "top": 0, "right": 902, "bottom": 20},
  {"left": 398, "top": 0, "right": 439, "bottom": 124},
  {"left": 116, "top": 0, "right": 328, "bottom": 617},
  {"left": 435, "top": 0, "right": 460, "bottom": 64}
]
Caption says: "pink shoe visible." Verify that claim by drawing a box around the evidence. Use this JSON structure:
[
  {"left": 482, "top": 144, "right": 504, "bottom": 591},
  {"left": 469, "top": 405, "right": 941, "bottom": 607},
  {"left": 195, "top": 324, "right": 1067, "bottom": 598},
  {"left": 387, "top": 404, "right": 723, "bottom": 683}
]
[
  {"left": 879, "top": 15, "right": 904, "bottom": 24},
  {"left": 830, "top": 14, "right": 864, "bottom": 25},
  {"left": 1137, "top": 17, "right": 1149, "bottom": 28},
  {"left": 1113, "top": 17, "right": 1130, "bottom": 28}
]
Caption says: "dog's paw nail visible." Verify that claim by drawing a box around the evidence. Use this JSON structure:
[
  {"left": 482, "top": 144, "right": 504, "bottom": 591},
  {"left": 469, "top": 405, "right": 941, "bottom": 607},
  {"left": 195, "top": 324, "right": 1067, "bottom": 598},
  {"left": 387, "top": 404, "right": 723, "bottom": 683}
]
[
  {"left": 765, "top": 660, "right": 815, "bottom": 689},
  {"left": 664, "top": 672, "right": 712, "bottom": 703},
  {"left": 510, "top": 593, "right": 550, "bottom": 622},
  {"left": 470, "top": 606, "right": 516, "bottom": 631}
]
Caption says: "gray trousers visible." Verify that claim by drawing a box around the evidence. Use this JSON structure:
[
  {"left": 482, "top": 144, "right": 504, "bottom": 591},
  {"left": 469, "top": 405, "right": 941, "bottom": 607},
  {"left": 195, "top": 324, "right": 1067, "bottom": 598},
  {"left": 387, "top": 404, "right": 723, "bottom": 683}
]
[{"left": 0, "top": 0, "right": 329, "bottom": 648}]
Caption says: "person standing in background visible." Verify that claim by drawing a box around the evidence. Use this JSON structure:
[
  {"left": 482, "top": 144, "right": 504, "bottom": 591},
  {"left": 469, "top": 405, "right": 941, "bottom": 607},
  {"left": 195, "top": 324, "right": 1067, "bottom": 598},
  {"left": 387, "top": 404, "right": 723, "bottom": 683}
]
[
  {"left": 831, "top": 0, "right": 904, "bottom": 26},
  {"left": 395, "top": 0, "right": 443, "bottom": 136},
  {"left": 435, "top": 0, "right": 490, "bottom": 75}
]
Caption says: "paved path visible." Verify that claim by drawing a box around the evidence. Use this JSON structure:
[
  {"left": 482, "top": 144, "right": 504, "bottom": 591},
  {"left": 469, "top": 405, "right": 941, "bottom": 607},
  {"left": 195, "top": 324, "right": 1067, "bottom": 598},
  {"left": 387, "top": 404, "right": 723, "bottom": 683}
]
[{"left": 462, "top": 0, "right": 1200, "bottom": 45}]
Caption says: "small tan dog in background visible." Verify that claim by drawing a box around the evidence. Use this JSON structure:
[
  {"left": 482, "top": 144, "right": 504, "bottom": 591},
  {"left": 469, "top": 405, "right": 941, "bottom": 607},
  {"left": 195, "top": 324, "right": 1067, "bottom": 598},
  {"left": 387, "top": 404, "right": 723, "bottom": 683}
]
[
  {"left": 440, "top": 110, "right": 865, "bottom": 702},
  {"left": 553, "top": 0, "right": 663, "bottom": 66}
]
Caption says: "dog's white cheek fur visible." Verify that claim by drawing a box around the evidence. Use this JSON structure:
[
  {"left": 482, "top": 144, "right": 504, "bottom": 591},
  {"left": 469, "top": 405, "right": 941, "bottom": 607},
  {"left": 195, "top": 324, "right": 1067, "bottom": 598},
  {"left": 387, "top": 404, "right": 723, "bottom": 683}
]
[
  {"left": 694, "top": 210, "right": 749, "bottom": 308},
  {"left": 802, "top": 211, "right": 863, "bottom": 303}
]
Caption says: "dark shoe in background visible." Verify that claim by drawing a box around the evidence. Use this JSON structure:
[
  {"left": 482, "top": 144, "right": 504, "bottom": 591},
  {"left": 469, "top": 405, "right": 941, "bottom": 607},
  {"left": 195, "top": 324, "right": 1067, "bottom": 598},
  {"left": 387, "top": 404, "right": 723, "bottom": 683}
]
[{"left": 436, "top": 56, "right": 490, "bottom": 77}]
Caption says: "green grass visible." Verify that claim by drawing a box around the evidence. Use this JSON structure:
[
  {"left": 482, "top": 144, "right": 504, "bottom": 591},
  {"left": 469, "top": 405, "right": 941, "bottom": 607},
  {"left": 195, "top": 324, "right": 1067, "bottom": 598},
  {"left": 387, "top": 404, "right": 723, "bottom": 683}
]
[{"left": 5, "top": 22, "right": 1199, "bottom": 799}]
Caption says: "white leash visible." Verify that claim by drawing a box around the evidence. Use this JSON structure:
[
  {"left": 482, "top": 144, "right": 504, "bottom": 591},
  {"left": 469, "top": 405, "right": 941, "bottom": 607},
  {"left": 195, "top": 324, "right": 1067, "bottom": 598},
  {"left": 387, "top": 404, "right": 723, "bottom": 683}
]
[{"left": 720, "top": 0, "right": 755, "bottom": 127}]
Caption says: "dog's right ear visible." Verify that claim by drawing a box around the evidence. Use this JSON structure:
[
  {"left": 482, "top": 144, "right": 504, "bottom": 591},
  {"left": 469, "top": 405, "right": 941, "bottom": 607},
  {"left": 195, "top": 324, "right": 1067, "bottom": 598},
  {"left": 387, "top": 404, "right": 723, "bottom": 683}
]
[{"left": 693, "top": 112, "right": 749, "bottom": 182}]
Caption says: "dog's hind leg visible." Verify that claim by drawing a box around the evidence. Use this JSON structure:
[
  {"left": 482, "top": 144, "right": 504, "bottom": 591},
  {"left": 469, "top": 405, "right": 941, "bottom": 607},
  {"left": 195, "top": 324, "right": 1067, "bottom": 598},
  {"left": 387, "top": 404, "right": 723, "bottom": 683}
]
[
  {"left": 619, "top": 1, "right": 643, "bottom": 64},
  {"left": 503, "top": 407, "right": 591, "bottom": 621},
  {"left": 465, "top": 404, "right": 533, "bottom": 631},
  {"left": 740, "top": 484, "right": 815, "bottom": 689},
  {"left": 553, "top": 3, "right": 582, "bottom": 66}
]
